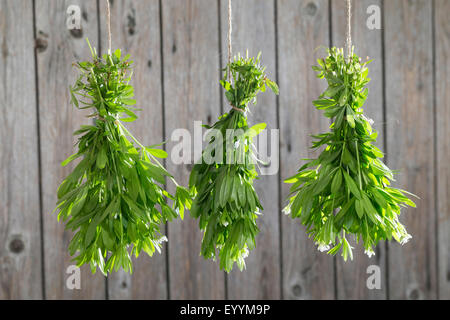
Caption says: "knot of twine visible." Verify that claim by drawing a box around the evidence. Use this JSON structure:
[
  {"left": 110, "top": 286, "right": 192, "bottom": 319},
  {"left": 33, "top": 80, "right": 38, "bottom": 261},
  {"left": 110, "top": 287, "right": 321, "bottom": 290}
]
[{"left": 231, "top": 105, "right": 245, "bottom": 113}]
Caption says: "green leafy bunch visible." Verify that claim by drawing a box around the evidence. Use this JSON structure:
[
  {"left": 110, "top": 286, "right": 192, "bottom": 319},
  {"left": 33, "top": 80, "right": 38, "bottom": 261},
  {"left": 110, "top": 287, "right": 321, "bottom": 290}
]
[
  {"left": 189, "top": 53, "right": 279, "bottom": 272},
  {"left": 284, "top": 47, "right": 416, "bottom": 260},
  {"left": 55, "top": 41, "right": 191, "bottom": 275}
]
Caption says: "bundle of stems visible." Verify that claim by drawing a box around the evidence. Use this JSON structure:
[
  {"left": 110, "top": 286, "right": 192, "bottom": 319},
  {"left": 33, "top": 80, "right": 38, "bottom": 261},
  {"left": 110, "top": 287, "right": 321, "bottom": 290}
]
[
  {"left": 189, "top": 53, "right": 279, "bottom": 272},
  {"left": 55, "top": 41, "right": 191, "bottom": 274},
  {"left": 284, "top": 47, "right": 416, "bottom": 260}
]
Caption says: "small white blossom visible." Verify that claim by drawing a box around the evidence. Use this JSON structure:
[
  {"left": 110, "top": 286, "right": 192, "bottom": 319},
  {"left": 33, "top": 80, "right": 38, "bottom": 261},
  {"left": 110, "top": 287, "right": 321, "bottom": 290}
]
[
  {"left": 364, "top": 248, "right": 375, "bottom": 258},
  {"left": 361, "top": 114, "right": 374, "bottom": 125},
  {"left": 282, "top": 206, "right": 291, "bottom": 215},
  {"left": 157, "top": 236, "right": 168, "bottom": 244},
  {"left": 400, "top": 233, "right": 412, "bottom": 245},
  {"left": 316, "top": 243, "right": 330, "bottom": 252},
  {"left": 234, "top": 140, "right": 240, "bottom": 149}
]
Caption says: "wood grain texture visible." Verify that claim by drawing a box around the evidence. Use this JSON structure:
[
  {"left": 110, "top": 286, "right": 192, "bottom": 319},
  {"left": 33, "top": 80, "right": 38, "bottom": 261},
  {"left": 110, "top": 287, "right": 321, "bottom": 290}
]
[
  {"left": 331, "top": 0, "right": 386, "bottom": 299},
  {"left": 161, "top": 0, "right": 225, "bottom": 299},
  {"left": 0, "top": 0, "right": 42, "bottom": 299},
  {"left": 384, "top": 0, "right": 436, "bottom": 300},
  {"left": 98, "top": 0, "right": 168, "bottom": 300},
  {"left": 277, "top": 0, "right": 335, "bottom": 299},
  {"left": 435, "top": 0, "right": 450, "bottom": 300},
  {"left": 35, "top": 0, "right": 106, "bottom": 299},
  {"left": 220, "top": 0, "right": 281, "bottom": 300}
]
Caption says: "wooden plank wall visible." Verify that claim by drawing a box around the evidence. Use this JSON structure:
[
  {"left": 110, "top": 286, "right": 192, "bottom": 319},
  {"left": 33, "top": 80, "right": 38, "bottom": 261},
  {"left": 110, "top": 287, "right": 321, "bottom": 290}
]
[
  {"left": 384, "top": 0, "right": 436, "bottom": 300},
  {"left": 0, "top": 0, "right": 448, "bottom": 300},
  {"left": 435, "top": 0, "right": 450, "bottom": 300}
]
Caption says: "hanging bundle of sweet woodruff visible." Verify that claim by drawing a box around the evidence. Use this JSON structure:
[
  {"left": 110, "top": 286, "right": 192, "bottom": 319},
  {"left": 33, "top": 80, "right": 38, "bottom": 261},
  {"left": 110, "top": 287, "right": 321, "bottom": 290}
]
[
  {"left": 284, "top": 47, "right": 416, "bottom": 260},
  {"left": 189, "top": 53, "right": 278, "bottom": 272},
  {"left": 55, "top": 41, "right": 191, "bottom": 275}
]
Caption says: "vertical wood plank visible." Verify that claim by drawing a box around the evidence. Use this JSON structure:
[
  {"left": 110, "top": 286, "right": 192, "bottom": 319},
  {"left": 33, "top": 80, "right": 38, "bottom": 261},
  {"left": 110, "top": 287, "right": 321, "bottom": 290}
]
[
  {"left": 162, "top": 0, "right": 225, "bottom": 299},
  {"left": 331, "top": 0, "right": 387, "bottom": 299},
  {"left": 0, "top": 0, "right": 42, "bottom": 299},
  {"left": 278, "top": 0, "right": 335, "bottom": 299},
  {"left": 220, "top": 0, "right": 281, "bottom": 300},
  {"left": 36, "top": 0, "right": 106, "bottom": 299},
  {"left": 435, "top": 0, "right": 450, "bottom": 300},
  {"left": 98, "top": 0, "right": 167, "bottom": 300},
  {"left": 384, "top": 0, "right": 436, "bottom": 300}
]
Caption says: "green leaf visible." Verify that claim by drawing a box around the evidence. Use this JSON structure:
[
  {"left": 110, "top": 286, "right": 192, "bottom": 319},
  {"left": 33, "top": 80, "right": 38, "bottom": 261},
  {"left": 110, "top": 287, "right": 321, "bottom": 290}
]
[
  {"left": 70, "top": 88, "right": 79, "bottom": 107},
  {"left": 346, "top": 114, "right": 355, "bottom": 128},
  {"left": 146, "top": 148, "right": 168, "bottom": 159},
  {"left": 313, "top": 99, "right": 337, "bottom": 109},
  {"left": 355, "top": 199, "right": 365, "bottom": 219},
  {"left": 61, "top": 153, "right": 82, "bottom": 167},
  {"left": 121, "top": 98, "right": 136, "bottom": 105},
  {"left": 247, "top": 123, "right": 267, "bottom": 138},
  {"left": 85, "top": 197, "right": 118, "bottom": 247},
  {"left": 331, "top": 169, "right": 342, "bottom": 193},
  {"left": 266, "top": 79, "right": 279, "bottom": 95},
  {"left": 96, "top": 147, "right": 107, "bottom": 169},
  {"left": 342, "top": 170, "right": 361, "bottom": 199}
]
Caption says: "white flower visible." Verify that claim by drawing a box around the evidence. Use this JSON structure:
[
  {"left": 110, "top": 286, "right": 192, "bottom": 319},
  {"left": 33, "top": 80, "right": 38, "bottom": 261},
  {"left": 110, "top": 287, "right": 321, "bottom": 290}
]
[
  {"left": 157, "top": 236, "right": 168, "bottom": 244},
  {"left": 241, "top": 247, "right": 249, "bottom": 259},
  {"left": 361, "top": 114, "right": 374, "bottom": 125},
  {"left": 364, "top": 248, "right": 375, "bottom": 258},
  {"left": 234, "top": 140, "right": 240, "bottom": 149},
  {"left": 316, "top": 242, "right": 330, "bottom": 252},
  {"left": 400, "top": 233, "right": 412, "bottom": 245},
  {"left": 222, "top": 221, "right": 229, "bottom": 227},
  {"left": 282, "top": 206, "right": 291, "bottom": 215}
]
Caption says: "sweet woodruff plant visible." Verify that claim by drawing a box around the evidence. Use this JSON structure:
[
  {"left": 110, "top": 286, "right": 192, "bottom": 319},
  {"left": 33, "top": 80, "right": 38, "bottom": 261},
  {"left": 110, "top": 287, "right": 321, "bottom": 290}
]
[
  {"left": 189, "top": 53, "right": 279, "bottom": 272},
  {"left": 284, "top": 47, "right": 416, "bottom": 260},
  {"left": 55, "top": 41, "right": 191, "bottom": 274}
]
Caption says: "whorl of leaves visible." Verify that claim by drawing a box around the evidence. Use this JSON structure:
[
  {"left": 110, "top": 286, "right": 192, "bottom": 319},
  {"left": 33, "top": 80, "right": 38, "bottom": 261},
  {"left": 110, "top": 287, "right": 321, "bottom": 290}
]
[
  {"left": 55, "top": 41, "right": 191, "bottom": 275},
  {"left": 284, "top": 47, "right": 416, "bottom": 260},
  {"left": 189, "top": 53, "right": 279, "bottom": 272}
]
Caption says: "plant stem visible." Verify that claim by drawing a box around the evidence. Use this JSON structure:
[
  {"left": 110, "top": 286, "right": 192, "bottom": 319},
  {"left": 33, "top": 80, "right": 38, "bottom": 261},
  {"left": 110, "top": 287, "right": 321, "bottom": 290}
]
[
  {"left": 355, "top": 140, "right": 362, "bottom": 190},
  {"left": 117, "top": 121, "right": 180, "bottom": 187}
]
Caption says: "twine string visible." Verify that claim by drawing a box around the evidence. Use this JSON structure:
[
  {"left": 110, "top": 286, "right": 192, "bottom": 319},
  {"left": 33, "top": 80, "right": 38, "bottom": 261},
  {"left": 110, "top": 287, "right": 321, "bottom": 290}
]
[
  {"left": 106, "top": 0, "right": 112, "bottom": 54},
  {"left": 226, "top": 0, "right": 245, "bottom": 114},
  {"left": 227, "top": 0, "right": 244, "bottom": 113},
  {"left": 345, "top": 0, "right": 352, "bottom": 61},
  {"left": 227, "top": 0, "right": 232, "bottom": 82}
]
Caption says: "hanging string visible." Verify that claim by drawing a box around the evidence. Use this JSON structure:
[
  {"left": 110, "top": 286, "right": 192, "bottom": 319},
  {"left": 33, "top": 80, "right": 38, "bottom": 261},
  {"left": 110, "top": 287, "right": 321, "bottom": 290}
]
[
  {"left": 227, "top": 0, "right": 232, "bottom": 82},
  {"left": 106, "top": 0, "right": 112, "bottom": 54},
  {"left": 345, "top": 0, "right": 352, "bottom": 61}
]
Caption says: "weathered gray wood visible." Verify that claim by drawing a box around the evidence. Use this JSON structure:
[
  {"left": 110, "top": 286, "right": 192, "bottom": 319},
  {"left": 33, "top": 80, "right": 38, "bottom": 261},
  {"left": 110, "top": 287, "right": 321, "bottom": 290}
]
[
  {"left": 220, "top": 0, "right": 281, "bottom": 300},
  {"left": 0, "top": 0, "right": 42, "bottom": 299},
  {"left": 435, "top": 0, "right": 450, "bottom": 300},
  {"left": 35, "top": 0, "right": 106, "bottom": 299},
  {"left": 161, "top": 0, "right": 225, "bottom": 299},
  {"left": 98, "top": 0, "right": 167, "bottom": 300},
  {"left": 278, "top": 0, "right": 335, "bottom": 299},
  {"left": 331, "top": 0, "right": 386, "bottom": 299},
  {"left": 384, "top": 0, "right": 436, "bottom": 300}
]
